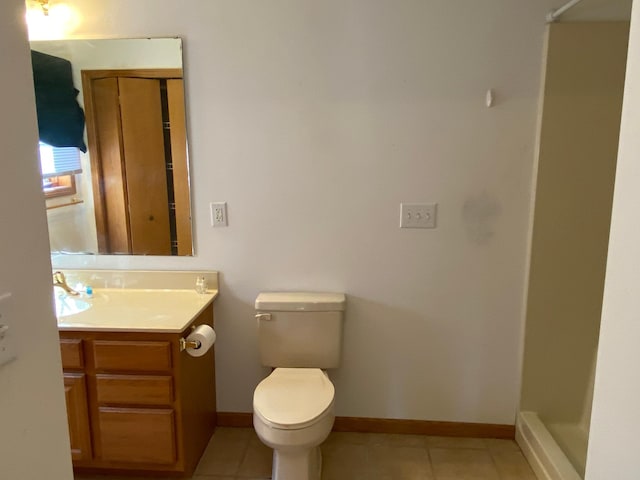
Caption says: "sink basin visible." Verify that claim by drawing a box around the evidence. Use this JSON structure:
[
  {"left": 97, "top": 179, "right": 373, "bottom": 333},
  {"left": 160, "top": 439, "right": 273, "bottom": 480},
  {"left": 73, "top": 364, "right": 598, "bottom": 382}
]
[{"left": 55, "top": 295, "right": 92, "bottom": 318}]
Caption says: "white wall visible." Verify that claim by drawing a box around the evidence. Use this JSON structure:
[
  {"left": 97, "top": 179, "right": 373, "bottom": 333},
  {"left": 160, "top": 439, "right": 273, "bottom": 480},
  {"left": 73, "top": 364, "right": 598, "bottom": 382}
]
[
  {"left": 586, "top": 2, "right": 640, "bottom": 479},
  {"left": 48, "top": 0, "right": 560, "bottom": 424},
  {"left": 0, "top": 0, "right": 74, "bottom": 478}
]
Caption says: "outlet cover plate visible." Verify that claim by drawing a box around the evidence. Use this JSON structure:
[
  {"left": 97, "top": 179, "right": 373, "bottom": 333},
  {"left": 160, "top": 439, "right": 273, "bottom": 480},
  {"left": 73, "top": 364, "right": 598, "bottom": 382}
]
[
  {"left": 210, "top": 202, "right": 228, "bottom": 227},
  {"left": 400, "top": 203, "right": 437, "bottom": 229}
]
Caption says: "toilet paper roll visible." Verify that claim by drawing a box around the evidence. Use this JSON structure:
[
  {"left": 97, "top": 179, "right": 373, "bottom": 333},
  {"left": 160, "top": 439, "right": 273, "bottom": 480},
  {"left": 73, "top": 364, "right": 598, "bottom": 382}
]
[{"left": 185, "top": 324, "right": 216, "bottom": 357}]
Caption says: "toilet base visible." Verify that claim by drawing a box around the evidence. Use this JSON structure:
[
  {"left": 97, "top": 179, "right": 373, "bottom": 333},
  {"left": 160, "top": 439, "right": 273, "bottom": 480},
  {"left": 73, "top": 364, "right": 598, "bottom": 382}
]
[
  {"left": 253, "top": 404, "right": 334, "bottom": 480},
  {"left": 272, "top": 445, "right": 322, "bottom": 480}
]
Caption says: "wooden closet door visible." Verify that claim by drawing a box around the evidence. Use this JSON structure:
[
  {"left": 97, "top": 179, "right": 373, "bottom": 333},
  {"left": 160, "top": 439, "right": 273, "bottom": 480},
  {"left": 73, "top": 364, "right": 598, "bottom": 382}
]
[
  {"left": 92, "top": 77, "right": 131, "bottom": 254},
  {"left": 118, "top": 78, "right": 171, "bottom": 255},
  {"left": 167, "top": 79, "right": 192, "bottom": 256}
]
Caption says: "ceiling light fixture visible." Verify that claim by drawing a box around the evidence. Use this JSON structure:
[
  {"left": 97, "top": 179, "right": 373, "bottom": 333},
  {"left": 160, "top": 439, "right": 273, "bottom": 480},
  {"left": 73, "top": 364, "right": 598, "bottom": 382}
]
[
  {"left": 38, "top": 0, "right": 49, "bottom": 16},
  {"left": 26, "top": 1, "right": 79, "bottom": 40}
]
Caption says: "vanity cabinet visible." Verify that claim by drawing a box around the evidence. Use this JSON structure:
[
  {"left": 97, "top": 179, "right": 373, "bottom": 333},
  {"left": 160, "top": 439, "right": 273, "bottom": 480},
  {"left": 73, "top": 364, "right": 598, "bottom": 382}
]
[{"left": 58, "top": 304, "right": 216, "bottom": 476}]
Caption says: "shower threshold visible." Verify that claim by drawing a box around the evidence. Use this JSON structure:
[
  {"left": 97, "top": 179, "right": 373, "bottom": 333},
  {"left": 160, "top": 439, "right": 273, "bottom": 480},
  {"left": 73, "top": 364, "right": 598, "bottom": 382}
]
[{"left": 516, "top": 411, "right": 583, "bottom": 480}]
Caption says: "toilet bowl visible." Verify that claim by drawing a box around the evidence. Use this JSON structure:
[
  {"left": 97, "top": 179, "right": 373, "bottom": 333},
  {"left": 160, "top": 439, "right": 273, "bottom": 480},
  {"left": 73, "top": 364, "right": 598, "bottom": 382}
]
[
  {"left": 253, "top": 368, "right": 335, "bottom": 480},
  {"left": 253, "top": 292, "right": 345, "bottom": 480}
]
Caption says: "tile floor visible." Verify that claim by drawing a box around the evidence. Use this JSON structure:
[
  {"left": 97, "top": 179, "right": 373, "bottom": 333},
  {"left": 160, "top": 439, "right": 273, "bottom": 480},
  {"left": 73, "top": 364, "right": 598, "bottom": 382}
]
[{"left": 76, "top": 427, "right": 537, "bottom": 480}]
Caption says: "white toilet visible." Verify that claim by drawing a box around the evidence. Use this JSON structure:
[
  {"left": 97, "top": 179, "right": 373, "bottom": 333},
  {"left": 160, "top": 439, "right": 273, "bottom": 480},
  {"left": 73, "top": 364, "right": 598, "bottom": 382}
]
[{"left": 253, "top": 292, "right": 346, "bottom": 480}]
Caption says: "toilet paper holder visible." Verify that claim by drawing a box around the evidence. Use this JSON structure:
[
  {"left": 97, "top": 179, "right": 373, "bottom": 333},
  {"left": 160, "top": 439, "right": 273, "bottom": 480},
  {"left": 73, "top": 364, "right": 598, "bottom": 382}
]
[
  {"left": 179, "top": 324, "right": 216, "bottom": 356},
  {"left": 179, "top": 324, "right": 201, "bottom": 352},
  {"left": 179, "top": 337, "right": 201, "bottom": 352}
]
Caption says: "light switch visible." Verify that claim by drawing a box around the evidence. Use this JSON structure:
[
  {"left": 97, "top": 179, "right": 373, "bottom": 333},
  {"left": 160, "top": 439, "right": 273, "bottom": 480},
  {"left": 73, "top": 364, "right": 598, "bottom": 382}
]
[{"left": 400, "top": 203, "right": 438, "bottom": 229}]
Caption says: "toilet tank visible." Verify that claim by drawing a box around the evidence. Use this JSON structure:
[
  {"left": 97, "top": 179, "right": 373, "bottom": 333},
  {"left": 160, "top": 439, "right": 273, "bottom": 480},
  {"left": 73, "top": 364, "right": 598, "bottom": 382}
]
[{"left": 255, "top": 292, "right": 346, "bottom": 369}]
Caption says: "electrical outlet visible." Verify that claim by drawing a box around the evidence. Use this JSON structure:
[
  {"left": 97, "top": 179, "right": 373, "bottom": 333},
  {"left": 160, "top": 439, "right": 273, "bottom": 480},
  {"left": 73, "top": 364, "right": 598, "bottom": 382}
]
[
  {"left": 400, "top": 203, "right": 437, "bottom": 229},
  {"left": 210, "top": 202, "right": 228, "bottom": 227}
]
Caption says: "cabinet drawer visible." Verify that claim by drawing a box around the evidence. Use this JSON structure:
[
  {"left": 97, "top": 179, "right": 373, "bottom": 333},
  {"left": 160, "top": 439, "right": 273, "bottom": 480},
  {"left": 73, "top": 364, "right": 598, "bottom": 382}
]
[
  {"left": 93, "top": 340, "right": 172, "bottom": 372},
  {"left": 60, "top": 339, "right": 84, "bottom": 369},
  {"left": 98, "top": 407, "right": 176, "bottom": 464},
  {"left": 96, "top": 374, "right": 174, "bottom": 406}
]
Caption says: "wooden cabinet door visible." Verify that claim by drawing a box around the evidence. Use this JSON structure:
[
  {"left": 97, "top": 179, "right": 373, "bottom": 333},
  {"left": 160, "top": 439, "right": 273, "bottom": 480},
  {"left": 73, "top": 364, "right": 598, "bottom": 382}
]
[
  {"left": 63, "top": 373, "right": 92, "bottom": 462},
  {"left": 97, "top": 407, "right": 177, "bottom": 465}
]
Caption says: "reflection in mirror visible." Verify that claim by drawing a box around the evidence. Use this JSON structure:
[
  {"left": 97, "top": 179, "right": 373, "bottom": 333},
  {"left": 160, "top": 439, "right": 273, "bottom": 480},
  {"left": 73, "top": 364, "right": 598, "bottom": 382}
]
[{"left": 30, "top": 38, "right": 193, "bottom": 256}]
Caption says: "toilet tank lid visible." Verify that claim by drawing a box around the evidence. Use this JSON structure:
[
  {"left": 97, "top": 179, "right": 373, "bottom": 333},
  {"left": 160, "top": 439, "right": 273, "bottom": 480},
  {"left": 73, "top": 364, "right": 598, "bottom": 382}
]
[{"left": 255, "top": 292, "right": 346, "bottom": 311}]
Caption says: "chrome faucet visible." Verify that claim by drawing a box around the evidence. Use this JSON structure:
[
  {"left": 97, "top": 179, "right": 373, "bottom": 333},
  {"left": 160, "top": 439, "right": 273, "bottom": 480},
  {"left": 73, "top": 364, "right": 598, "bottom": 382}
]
[{"left": 53, "top": 271, "right": 79, "bottom": 296}]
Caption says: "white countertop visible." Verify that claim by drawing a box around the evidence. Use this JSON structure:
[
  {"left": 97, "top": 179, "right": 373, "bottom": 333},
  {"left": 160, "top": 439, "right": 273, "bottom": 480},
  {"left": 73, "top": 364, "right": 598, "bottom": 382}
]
[{"left": 57, "top": 288, "right": 218, "bottom": 333}]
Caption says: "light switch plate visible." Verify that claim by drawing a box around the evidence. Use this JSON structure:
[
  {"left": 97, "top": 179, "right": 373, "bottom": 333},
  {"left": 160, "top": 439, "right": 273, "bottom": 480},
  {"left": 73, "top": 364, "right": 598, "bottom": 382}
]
[{"left": 400, "top": 203, "right": 438, "bottom": 229}]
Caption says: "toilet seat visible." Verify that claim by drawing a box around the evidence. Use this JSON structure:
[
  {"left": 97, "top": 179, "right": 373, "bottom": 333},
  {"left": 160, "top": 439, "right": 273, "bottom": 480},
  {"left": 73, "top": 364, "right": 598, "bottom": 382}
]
[{"left": 254, "top": 368, "right": 335, "bottom": 430}]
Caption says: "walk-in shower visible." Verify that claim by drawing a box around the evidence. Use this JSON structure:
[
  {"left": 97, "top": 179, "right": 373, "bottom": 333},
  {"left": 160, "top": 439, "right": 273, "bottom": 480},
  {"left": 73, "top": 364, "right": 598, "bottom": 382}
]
[{"left": 517, "top": 6, "right": 630, "bottom": 479}]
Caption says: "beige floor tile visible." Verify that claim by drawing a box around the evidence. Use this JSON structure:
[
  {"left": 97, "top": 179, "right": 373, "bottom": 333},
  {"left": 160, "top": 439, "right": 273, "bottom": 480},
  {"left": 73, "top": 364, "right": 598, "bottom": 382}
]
[
  {"left": 430, "top": 447, "right": 500, "bottom": 480},
  {"left": 327, "top": 431, "right": 430, "bottom": 448},
  {"left": 359, "top": 432, "right": 391, "bottom": 446},
  {"left": 367, "top": 433, "right": 430, "bottom": 448},
  {"left": 321, "top": 442, "right": 370, "bottom": 480},
  {"left": 194, "top": 427, "right": 251, "bottom": 476},
  {"left": 427, "top": 435, "right": 486, "bottom": 449},
  {"left": 77, "top": 432, "right": 531, "bottom": 480},
  {"left": 492, "top": 451, "right": 537, "bottom": 480},
  {"left": 368, "top": 444, "right": 433, "bottom": 479},
  {"left": 237, "top": 434, "right": 274, "bottom": 478},
  {"left": 323, "top": 431, "right": 371, "bottom": 446},
  {"left": 484, "top": 438, "right": 522, "bottom": 453},
  {"left": 212, "top": 426, "right": 254, "bottom": 442}
]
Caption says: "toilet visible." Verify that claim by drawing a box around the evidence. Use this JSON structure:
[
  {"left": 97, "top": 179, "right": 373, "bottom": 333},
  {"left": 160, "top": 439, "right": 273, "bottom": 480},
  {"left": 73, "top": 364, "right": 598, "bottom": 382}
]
[{"left": 253, "top": 292, "right": 346, "bottom": 480}]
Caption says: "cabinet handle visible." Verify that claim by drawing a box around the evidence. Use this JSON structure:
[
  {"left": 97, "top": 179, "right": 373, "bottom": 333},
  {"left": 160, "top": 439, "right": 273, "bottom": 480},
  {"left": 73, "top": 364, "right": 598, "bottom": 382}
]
[{"left": 255, "top": 313, "right": 272, "bottom": 321}]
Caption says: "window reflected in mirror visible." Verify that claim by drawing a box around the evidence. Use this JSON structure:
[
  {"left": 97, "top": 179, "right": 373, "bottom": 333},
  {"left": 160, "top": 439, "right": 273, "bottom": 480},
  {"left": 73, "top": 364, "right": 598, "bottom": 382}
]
[{"left": 40, "top": 142, "right": 82, "bottom": 198}]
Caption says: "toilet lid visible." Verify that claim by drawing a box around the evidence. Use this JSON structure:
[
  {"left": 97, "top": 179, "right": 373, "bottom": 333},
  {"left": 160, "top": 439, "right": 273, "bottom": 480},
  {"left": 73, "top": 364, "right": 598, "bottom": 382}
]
[{"left": 254, "top": 368, "right": 335, "bottom": 429}]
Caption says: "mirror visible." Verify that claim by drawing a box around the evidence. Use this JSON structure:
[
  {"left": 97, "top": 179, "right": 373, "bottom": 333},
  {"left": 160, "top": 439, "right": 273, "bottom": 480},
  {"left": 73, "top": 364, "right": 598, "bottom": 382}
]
[{"left": 30, "top": 38, "right": 193, "bottom": 256}]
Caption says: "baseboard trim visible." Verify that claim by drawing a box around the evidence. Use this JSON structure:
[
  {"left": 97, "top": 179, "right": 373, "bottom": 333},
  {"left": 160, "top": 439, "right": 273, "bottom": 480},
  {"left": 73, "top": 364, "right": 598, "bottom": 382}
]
[
  {"left": 334, "top": 416, "right": 514, "bottom": 438},
  {"left": 217, "top": 412, "right": 515, "bottom": 439},
  {"left": 217, "top": 411, "right": 253, "bottom": 427}
]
